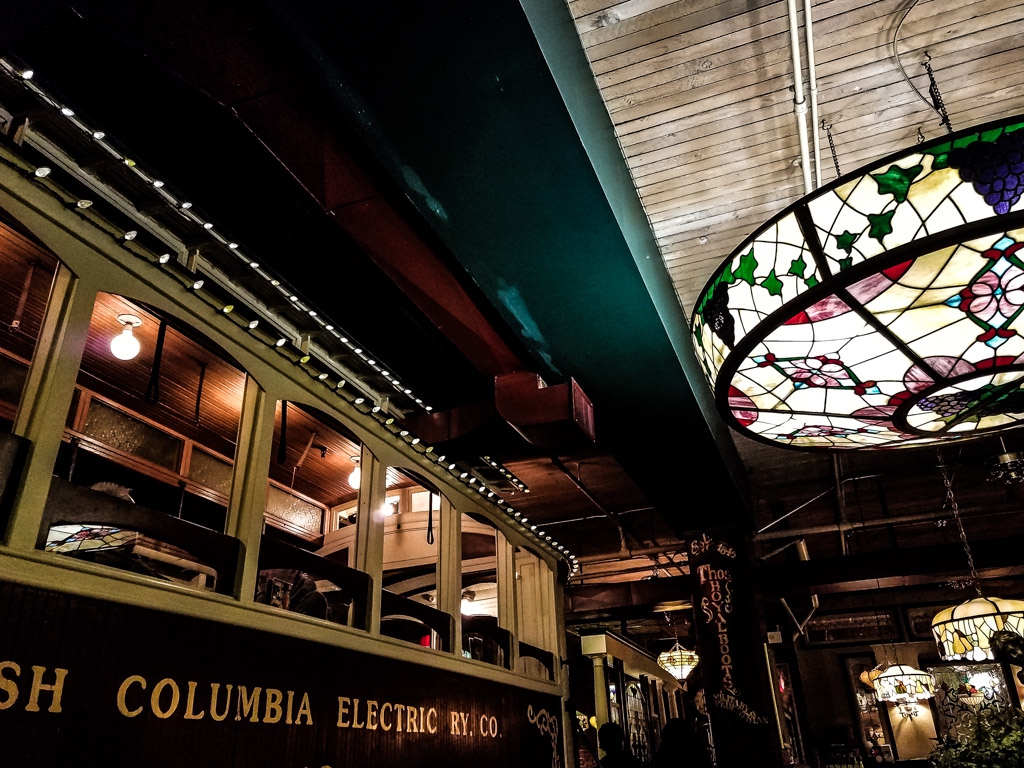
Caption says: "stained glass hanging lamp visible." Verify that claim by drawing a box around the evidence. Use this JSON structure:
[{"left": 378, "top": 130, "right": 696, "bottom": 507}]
[
  {"left": 657, "top": 642, "right": 700, "bottom": 681},
  {"left": 691, "top": 113, "right": 1024, "bottom": 449},
  {"left": 657, "top": 613, "right": 699, "bottom": 681},
  {"left": 872, "top": 663, "right": 935, "bottom": 719},
  {"left": 930, "top": 452, "right": 1024, "bottom": 661}
]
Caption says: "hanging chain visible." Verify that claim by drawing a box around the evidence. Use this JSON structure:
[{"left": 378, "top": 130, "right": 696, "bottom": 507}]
[
  {"left": 823, "top": 121, "right": 841, "bottom": 179},
  {"left": 937, "top": 449, "right": 982, "bottom": 596},
  {"left": 922, "top": 52, "right": 953, "bottom": 134}
]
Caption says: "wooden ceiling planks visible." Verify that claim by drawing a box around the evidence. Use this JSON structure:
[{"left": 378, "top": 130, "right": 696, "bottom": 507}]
[
  {"left": 561, "top": 0, "right": 1024, "bottom": 555},
  {"left": 566, "top": 0, "right": 1024, "bottom": 321}
]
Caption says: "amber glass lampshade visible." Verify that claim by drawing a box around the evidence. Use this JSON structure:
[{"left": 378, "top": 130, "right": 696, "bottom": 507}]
[{"left": 931, "top": 596, "right": 1024, "bottom": 661}]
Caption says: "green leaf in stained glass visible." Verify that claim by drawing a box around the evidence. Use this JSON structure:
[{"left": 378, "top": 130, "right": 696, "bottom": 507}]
[
  {"left": 735, "top": 248, "right": 757, "bottom": 286},
  {"left": 804, "top": 275, "right": 818, "bottom": 289},
  {"left": 761, "top": 270, "right": 783, "bottom": 296},
  {"left": 834, "top": 231, "right": 859, "bottom": 254},
  {"left": 925, "top": 142, "right": 952, "bottom": 171},
  {"left": 867, "top": 210, "right": 896, "bottom": 243},
  {"left": 870, "top": 164, "right": 923, "bottom": 203},
  {"left": 721, "top": 262, "right": 735, "bottom": 285},
  {"left": 788, "top": 254, "right": 807, "bottom": 278},
  {"left": 952, "top": 134, "right": 981, "bottom": 150},
  {"left": 979, "top": 127, "right": 1006, "bottom": 143},
  {"left": 839, "top": 256, "right": 853, "bottom": 271}
]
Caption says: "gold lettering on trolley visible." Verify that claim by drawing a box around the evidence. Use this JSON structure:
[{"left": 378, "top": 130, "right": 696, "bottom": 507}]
[
  {"left": 335, "top": 697, "right": 439, "bottom": 734},
  {"left": 184, "top": 681, "right": 205, "bottom": 720},
  {"left": 117, "top": 675, "right": 146, "bottom": 717},
  {"left": 209, "top": 683, "right": 233, "bottom": 722},
  {"left": 236, "top": 685, "right": 261, "bottom": 722},
  {"left": 114, "top": 676, "right": 313, "bottom": 724},
  {"left": 151, "top": 678, "right": 181, "bottom": 719},
  {"left": 0, "top": 658, "right": 501, "bottom": 741},
  {"left": 0, "top": 662, "right": 68, "bottom": 713}
]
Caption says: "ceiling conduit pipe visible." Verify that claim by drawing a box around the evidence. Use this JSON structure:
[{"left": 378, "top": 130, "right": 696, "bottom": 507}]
[
  {"left": 779, "top": 539, "right": 820, "bottom": 641},
  {"left": 754, "top": 505, "right": 1024, "bottom": 541},
  {"left": 786, "top": 0, "right": 814, "bottom": 195},
  {"left": 803, "top": 0, "right": 822, "bottom": 187},
  {"left": 550, "top": 456, "right": 637, "bottom": 555}
]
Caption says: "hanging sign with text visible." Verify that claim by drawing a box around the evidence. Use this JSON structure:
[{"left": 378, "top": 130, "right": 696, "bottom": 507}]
[
  {"left": 0, "top": 580, "right": 562, "bottom": 768},
  {"left": 689, "top": 528, "right": 780, "bottom": 766}
]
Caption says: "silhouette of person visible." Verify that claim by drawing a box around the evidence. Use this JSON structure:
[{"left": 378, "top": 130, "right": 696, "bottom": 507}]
[
  {"left": 652, "top": 717, "right": 713, "bottom": 768},
  {"left": 598, "top": 721, "right": 644, "bottom": 768}
]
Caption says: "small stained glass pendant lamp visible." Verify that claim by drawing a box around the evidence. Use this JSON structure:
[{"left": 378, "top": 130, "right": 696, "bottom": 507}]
[
  {"left": 872, "top": 664, "right": 935, "bottom": 718},
  {"left": 691, "top": 114, "right": 1024, "bottom": 450},
  {"left": 657, "top": 642, "right": 700, "bottom": 681}
]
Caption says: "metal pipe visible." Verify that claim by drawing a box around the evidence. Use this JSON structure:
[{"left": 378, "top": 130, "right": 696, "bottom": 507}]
[
  {"left": 786, "top": 0, "right": 813, "bottom": 194},
  {"left": 834, "top": 454, "right": 848, "bottom": 556},
  {"left": 754, "top": 505, "right": 1022, "bottom": 541},
  {"left": 803, "top": 0, "right": 822, "bottom": 188},
  {"left": 575, "top": 542, "right": 689, "bottom": 564},
  {"left": 551, "top": 456, "right": 636, "bottom": 554},
  {"left": 541, "top": 506, "right": 656, "bottom": 527},
  {"left": 757, "top": 486, "right": 832, "bottom": 533},
  {"left": 757, "top": 473, "right": 883, "bottom": 534}
]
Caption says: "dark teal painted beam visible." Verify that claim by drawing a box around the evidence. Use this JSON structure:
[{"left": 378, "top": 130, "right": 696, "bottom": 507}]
[
  {"left": 282, "top": 0, "right": 749, "bottom": 527},
  {"left": 518, "top": 0, "right": 749, "bottom": 507}
]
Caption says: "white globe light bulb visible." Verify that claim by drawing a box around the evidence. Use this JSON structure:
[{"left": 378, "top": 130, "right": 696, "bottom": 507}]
[{"left": 110, "top": 324, "right": 140, "bottom": 360}]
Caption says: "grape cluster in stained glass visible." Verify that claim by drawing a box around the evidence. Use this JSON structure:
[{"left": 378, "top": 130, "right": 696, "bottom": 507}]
[{"left": 691, "top": 115, "right": 1024, "bottom": 449}]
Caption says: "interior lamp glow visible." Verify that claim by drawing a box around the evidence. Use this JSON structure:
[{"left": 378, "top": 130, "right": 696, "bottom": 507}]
[
  {"left": 657, "top": 643, "right": 700, "bottom": 681},
  {"left": 930, "top": 454, "right": 1024, "bottom": 661},
  {"left": 110, "top": 314, "right": 142, "bottom": 361},
  {"left": 872, "top": 664, "right": 935, "bottom": 701},
  {"left": 931, "top": 596, "right": 1024, "bottom": 661},
  {"left": 691, "top": 115, "right": 1024, "bottom": 449},
  {"left": 348, "top": 456, "right": 361, "bottom": 490},
  {"left": 871, "top": 663, "right": 935, "bottom": 718}
]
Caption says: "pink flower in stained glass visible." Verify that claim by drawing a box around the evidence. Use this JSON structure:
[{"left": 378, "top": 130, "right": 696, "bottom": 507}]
[
  {"left": 903, "top": 357, "right": 975, "bottom": 393},
  {"left": 789, "top": 355, "right": 849, "bottom": 388},
  {"left": 785, "top": 423, "right": 865, "bottom": 440},
  {"left": 958, "top": 265, "right": 1024, "bottom": 323},
  {"left": 728, "top": 386, "right": 757, "bottom": 427}
]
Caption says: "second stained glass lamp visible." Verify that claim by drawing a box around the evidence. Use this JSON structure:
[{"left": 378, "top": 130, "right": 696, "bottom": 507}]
[{"left": 691, "top": 115, "right": 1024, "bottom": 449}]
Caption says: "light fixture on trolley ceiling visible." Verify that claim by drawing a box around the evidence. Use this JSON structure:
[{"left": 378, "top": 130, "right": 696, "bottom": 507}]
[
  {"left": 110, "top": 314, "right": 142, "bottom": 361},
  {"left": 690, "top": 112, "right": 1024, "bottom": 450},
  {"left": 931, "top": 450, "right": 1024, "bottom": 661},
  {"left": 347, "top": 456, "right": 361, "bottom": 490}
]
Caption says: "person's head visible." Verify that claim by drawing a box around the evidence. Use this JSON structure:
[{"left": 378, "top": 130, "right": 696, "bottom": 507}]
[
  {"left": 658, "top": 717, "right": 687, "bottom": 747},
  {"left": 598, "top": 721, "right": 626, "bottom": 754}
]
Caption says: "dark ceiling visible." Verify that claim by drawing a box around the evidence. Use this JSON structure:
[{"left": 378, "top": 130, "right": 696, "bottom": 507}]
[{"left": 0, "top": 0, "right": 747, "bottom": 551}]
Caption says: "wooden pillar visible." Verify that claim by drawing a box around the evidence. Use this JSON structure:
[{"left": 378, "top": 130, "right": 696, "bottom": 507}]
[
  {"left": 666, "top": 686, "right": 679, "bottom": 719},
  {"left": 224, "top": 376, "right": 277, "bottom": 599},
  {"left": 6, "top": 265, "right": 96, "bottom": 550},
  {"left": 436, "top": 494, "right": 462, "bottom": 656},
  {"left": 353, "top": 443, "right": 387, "bottom": 634},
  {"left": 592, "top": 655, "right": 610, "bottom": 724}
]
